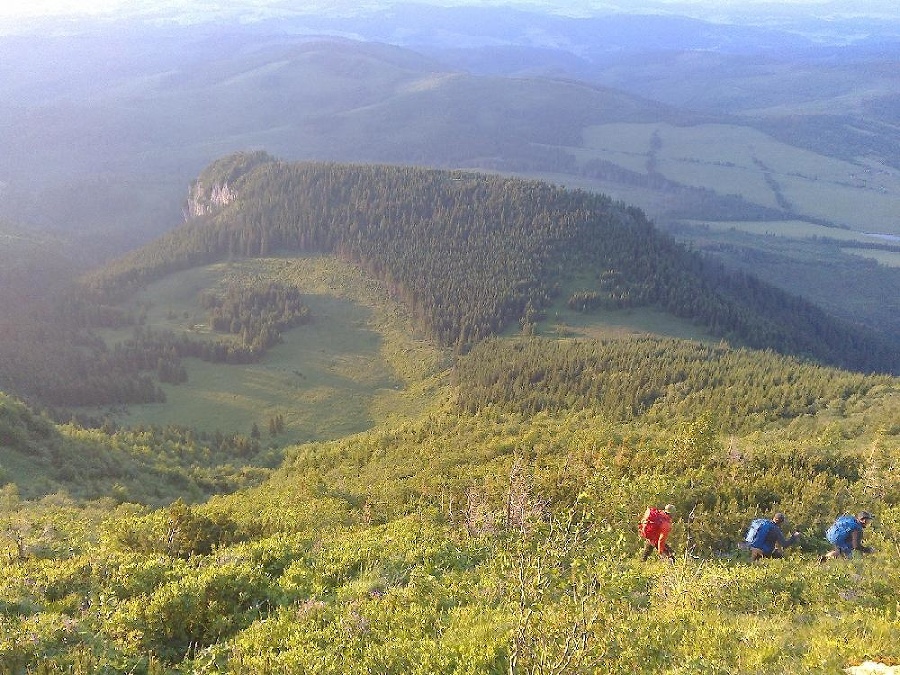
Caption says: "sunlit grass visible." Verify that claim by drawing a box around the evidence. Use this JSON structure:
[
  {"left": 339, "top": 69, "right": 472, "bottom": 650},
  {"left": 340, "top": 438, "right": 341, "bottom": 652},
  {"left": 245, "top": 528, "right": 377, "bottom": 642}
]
[
  {"left": 580, "top": 122, "right": 900, "bottom": 235},
  {"left": 91, "top": 256, "right": 446, "bottom": 444}
]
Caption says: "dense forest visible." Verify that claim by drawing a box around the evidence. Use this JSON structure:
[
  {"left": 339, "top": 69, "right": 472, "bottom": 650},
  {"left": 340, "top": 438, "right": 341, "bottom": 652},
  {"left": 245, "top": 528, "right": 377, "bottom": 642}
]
[
  {"left": 455, "top": 336, "right": 895, "bottom": 432},
  {"left": 3, "top": 152, "right": 896, "bottom": 412},
  {"left": 84, "top": 152, "right": 898, "bottom": 375}
]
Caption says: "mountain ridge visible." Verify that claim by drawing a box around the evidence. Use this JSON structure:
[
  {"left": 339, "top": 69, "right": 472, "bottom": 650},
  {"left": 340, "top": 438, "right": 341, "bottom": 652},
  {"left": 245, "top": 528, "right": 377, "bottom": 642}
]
[{"left": 84, "top": 153, "right": 900, "bottom": 375}]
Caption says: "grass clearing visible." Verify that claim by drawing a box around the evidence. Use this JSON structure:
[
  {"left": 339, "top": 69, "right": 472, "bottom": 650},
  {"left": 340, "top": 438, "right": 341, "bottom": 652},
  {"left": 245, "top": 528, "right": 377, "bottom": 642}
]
[
  {"left": 92, "top": 256, "right": 448, "bottom": 444},
  {"left": 538, "top": 305, "right": 713, "bottom": 343},
  {"left": 841, "top": 248, "right": 900, "bottom": 267},
  {"left": 581, "top": 122, "right": 900, "bottom": 234},
  {"left": 529, "top": 270, "right": 714, "bottom": 343}
]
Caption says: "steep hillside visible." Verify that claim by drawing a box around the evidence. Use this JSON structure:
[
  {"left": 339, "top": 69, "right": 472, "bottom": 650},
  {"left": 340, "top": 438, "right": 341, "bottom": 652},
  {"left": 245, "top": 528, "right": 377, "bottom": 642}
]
[
  {"left": 86, "top": 153, "right": 899, "bottom": 375},
  {"left": 0, "top": 345, "right": 898, "bottom": 672},
  {"left": 0, "top": 391, "right": 270, "bottom": 503},
  {"left": 3, "top": 12, "right": 900, "bottom": 673}
]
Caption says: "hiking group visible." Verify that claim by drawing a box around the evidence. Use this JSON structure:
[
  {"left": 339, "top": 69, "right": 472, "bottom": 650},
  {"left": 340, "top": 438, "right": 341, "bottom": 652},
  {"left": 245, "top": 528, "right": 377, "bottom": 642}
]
[{"left": 638, "top": 505, "right": 875, "bottom": 562}]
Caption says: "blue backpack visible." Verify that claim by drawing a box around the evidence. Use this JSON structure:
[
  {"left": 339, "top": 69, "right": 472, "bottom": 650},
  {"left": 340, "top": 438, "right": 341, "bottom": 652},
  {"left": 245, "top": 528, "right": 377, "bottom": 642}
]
[
  {"left": 826, "top": 514, "right": 860, "bottom": 545},
  {"left": 745, "top": 518, "right": 775, "bottom": 552}
]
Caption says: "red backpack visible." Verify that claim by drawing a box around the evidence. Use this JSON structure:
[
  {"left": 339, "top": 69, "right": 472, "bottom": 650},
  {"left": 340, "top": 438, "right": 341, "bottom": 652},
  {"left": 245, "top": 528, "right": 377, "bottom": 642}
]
[{"left": 639, "top": 507, "right": 667, "bottom": 540}]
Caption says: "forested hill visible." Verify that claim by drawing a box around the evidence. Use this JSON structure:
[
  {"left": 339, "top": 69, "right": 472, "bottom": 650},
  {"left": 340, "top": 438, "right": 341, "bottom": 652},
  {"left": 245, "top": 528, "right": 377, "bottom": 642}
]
[{"left": 88, "top": 152, "right": 899, "bottom": 374}]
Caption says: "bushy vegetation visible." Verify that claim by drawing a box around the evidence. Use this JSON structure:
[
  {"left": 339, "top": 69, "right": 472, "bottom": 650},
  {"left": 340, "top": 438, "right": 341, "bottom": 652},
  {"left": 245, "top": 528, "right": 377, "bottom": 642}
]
[
  {"left": 456, "top": 336, "right": 894, "bottom": 432},
  {"left": 1, "top": 331, "right": 898, "bottom": 673},
  {"left": 0, "top": 391, "right": 272, "bottom": 504},
  {"left": 1, "top": 155, "right": 899, "bottom": 673}
]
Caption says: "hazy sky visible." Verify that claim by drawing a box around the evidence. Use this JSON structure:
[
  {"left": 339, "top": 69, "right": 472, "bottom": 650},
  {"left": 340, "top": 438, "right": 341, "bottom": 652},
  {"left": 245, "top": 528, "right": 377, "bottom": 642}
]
[{"left": 1, "top": 0, "right": 899, "bottom": 22}]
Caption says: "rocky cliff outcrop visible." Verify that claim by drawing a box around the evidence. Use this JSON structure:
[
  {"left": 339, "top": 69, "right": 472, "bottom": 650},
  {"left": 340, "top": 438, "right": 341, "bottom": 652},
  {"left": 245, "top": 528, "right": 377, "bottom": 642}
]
[
  {"left": 183, "top": 150, "right": 275, "bottom": 220},
  {"left": 184, "top": 181, "right": 236, "bottom": 219}
]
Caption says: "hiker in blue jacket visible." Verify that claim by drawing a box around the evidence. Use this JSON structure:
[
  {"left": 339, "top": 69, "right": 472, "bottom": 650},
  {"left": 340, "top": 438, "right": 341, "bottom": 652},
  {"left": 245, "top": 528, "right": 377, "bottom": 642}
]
[
  {"left": 745, "top": 512, "right": 800, "bottom": 562},
  {"left": 821, "top": 511, "right": 874, "bottom": 560}
]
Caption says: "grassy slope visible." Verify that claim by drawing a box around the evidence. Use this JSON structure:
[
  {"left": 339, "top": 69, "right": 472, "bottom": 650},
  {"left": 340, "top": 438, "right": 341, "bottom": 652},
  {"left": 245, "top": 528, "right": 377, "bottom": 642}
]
[
  {"left": 1, "top": 246, "right": 899, "bottom": 671},
  {"left": 89, "top": 256, "right": 445, "bottom": 444},
  {"left": 83, "top": 252, "right": 714, "bottom": 439},
  {"left": 3, "top": 28, "right": 900, "bottom": 672},
  {"left": 1, "top": 350, "right": 898, "bottom": 672}
]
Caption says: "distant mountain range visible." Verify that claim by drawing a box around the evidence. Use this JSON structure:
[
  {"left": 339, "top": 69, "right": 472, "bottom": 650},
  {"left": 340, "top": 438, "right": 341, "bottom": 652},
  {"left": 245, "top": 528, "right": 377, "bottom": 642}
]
[
  {"left": 1, "top": 3, "right": 898, "bottom": 358},
  {"left": 4, "top": 1, "right": 900, "bottom": 47}
]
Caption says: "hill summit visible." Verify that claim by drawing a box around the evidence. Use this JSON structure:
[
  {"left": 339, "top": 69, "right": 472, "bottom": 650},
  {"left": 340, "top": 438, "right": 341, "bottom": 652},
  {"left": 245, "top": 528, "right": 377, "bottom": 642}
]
[{"left": 89, "top": 152, "right": 898, "bottom": 374}]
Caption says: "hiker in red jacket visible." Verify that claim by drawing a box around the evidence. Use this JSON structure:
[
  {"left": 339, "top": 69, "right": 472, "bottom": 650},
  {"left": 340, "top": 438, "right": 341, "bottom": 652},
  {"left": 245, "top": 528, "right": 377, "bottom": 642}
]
[{"left": 639, "top": 504, "right": 676, "bottom": 561}]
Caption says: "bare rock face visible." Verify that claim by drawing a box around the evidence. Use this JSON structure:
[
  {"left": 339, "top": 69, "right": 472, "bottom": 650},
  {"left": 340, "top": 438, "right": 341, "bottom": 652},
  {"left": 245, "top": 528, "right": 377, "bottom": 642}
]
[
  {"left": 183, "top": 150, "right": 275, "bottom": 220},
  {"left": 184, "top": 181, "right": 236, "bottom": 219},
  {"left": 846, "top": 663, "right": 900, "bottom": 675}
]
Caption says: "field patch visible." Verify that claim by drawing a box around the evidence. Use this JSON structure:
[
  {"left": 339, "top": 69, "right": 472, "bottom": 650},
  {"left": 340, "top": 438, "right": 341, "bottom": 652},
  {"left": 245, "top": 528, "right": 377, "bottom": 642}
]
[
  {"left": 533, "top": 270, "right": 714, "bottom": 343},
  {"left": 680, "top": 219, "right": 892, "bottom": 244},
  {"left": 842, "top": 248, "right": 900, "bottom": 268},
  {"left": 91, "top": 256, "right": 446, "bottom": 444},
  {"left": 581, "top": 122, "right": 900, "bottom": 233}
]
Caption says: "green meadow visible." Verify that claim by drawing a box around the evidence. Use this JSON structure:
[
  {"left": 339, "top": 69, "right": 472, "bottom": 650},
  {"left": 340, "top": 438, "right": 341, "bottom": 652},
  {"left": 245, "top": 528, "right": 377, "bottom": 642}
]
[
  {"left": 534, "top": 270, "right": 714, "bottom": 343},
  {"left": 581, "top": 122, "right": 900, "bottom": 234},
  {"left": 93, "top": 254, "right": 718, "bottom": 441},
  {"left": 92, "top": 257, "right": 444, "bottom": 445},
  {"left": 682, "top": 219, "right": 890, "bottom": 243}
]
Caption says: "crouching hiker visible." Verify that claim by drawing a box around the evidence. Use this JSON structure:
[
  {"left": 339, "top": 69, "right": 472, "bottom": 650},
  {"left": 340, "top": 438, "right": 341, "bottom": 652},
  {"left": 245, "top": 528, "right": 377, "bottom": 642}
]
[
  {"left": 744, "top": 512, "right": 800, "bottom": 562},
  {"left": 639, "top": 504, "right": 675, "bottom": 561},
  {"left": 821, "top": 511, "right": 874, "bottom": 561}
]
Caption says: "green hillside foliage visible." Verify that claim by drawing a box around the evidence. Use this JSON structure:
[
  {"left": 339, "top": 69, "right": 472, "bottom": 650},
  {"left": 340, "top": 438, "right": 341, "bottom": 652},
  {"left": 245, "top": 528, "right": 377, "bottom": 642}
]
[
  {"left": 84, "top": 155, "right": 898, "bottom": 375},
  {"left": 3, "top": 24, "right": 900, "bottom": 673},
  {"left": 0, "top": 391, "right": 271, "bottom": 504},
  {"left": 456, "top": 336, "right": 895, "bottom": 432},
  {"left": 0, "top": 368, "right": 898, "bottom": 672},
  {"left": 3, "top": 244, "right": 900, "bottom": 672}
]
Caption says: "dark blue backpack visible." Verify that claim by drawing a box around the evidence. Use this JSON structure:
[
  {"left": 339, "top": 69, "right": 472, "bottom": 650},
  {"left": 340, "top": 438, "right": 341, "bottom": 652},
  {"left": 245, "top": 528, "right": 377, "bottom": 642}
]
[
  {"left": 826, "top": 514, "right": 859, "bottom": 545},
  {"left": 745, "top": 518, "right": 775, "bottom": 552}
]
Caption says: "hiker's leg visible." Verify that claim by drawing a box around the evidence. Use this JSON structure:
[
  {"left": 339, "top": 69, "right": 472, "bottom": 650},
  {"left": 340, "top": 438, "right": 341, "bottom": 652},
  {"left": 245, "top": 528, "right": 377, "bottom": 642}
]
[{"left": 822, "top": 547, "right": 843, "bottom": 561}]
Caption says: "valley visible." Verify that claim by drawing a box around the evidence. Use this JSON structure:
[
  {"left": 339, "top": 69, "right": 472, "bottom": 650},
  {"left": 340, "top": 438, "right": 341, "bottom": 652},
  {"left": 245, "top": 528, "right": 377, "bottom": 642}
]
[{"left": 1, "top": 4, "right": 899, "bottom": 673}]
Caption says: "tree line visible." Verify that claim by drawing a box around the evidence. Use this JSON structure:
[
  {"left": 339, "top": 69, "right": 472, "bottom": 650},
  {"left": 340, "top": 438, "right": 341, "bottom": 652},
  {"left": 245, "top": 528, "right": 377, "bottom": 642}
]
[
  {"left": 0, "top": 281, "right": 311, "bottom": 407},
  {"left": 454, "top": 336, "right": 893, "bottom": 432},
  {"left": 81, "top": 153, "right": 897, "bottom": 375}
]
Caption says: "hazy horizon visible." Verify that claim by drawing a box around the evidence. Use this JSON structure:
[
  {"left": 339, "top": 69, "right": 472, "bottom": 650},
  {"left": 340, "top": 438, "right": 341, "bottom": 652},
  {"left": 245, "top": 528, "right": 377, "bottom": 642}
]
[{"left": 3, "top": 0, "right": 900, "bottom": 26}]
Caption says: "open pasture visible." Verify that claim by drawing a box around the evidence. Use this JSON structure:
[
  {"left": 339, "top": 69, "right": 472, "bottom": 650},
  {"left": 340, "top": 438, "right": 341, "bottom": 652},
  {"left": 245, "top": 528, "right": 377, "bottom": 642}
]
[
  {"left": 581, "top": 122, "right": 900, "bottom": 234},
  {"left": 94, "top": 257, "right": 443, "bottom": 444},
  {"left": 682, "top": 219, "right": 894, "bottom": 244},
  {"left": 536, "top": 270, "right": 714, "bottom": 343}
]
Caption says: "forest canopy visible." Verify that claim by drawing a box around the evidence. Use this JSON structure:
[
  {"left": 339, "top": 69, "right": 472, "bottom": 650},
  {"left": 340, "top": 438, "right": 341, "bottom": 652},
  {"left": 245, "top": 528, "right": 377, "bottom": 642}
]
[{"left": 84, "top": 153, "right": 899, "bottom": 375}]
